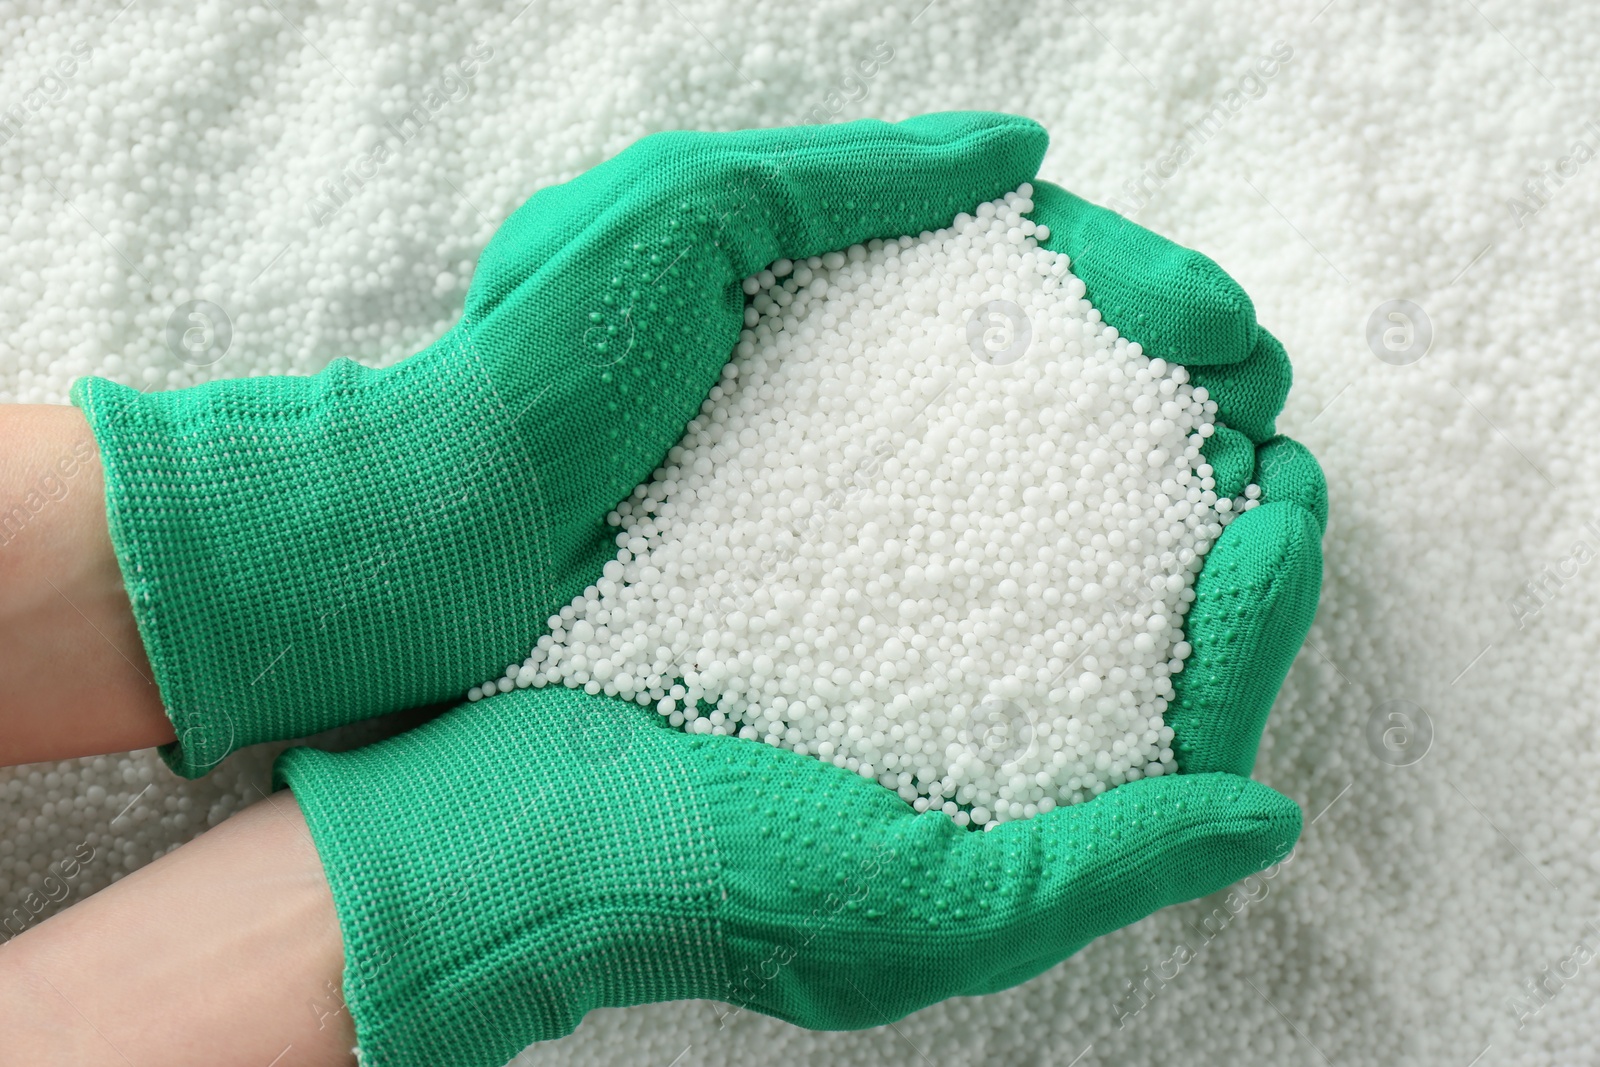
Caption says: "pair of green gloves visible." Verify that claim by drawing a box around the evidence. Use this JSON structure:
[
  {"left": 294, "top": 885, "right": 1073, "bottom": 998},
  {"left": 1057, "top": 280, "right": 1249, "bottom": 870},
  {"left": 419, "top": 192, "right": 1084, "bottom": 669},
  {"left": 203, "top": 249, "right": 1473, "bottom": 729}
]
[{"left": 73, "top": 113, "right": 1324, "bottom": 1067}]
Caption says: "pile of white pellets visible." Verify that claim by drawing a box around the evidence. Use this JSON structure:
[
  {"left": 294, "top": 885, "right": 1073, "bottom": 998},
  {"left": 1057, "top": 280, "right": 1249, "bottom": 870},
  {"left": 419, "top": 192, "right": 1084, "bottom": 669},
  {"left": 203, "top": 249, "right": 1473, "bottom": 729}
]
[
  {"left": 474, "top": 186, "right": 1254, "bottom": 827},
  {"left": 4, "top": 1, "right": 1600, "bottom": 1065}
]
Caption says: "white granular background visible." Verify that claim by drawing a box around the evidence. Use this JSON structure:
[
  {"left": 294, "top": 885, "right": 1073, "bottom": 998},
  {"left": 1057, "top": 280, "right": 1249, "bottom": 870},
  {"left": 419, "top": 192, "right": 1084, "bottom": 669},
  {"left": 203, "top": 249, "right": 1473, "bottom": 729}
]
[{"left": 1, "top": 2, "right": 1596, "bottom": 1065}]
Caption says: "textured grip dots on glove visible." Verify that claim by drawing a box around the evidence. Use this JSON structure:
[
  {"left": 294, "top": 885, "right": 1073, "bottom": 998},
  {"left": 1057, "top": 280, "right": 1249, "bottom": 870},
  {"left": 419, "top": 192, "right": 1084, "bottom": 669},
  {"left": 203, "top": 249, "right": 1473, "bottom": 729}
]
[{"left": 1166, "top": 501, "right": 1323, "bottom": 776}]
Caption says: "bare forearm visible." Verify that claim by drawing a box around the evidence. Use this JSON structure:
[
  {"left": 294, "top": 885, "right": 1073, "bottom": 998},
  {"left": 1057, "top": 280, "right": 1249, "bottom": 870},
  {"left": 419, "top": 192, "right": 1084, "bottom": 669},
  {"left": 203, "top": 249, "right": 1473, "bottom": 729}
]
[
  {"left": 0, "top": 404, "right": 173, "bottom": 766},
  {"left": 0, "top": 790, "right": 354, "bottom": 1067}
]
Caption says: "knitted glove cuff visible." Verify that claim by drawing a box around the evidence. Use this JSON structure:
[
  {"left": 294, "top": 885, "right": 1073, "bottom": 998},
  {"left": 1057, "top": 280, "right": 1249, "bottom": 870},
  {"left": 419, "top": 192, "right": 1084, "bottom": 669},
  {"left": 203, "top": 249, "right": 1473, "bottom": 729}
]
[
  {"left": 274, "top": 699, "right": 732, "bottom": 1067},
  {"left": 71, "top": 330, "right": 562, "bottom": 776}
]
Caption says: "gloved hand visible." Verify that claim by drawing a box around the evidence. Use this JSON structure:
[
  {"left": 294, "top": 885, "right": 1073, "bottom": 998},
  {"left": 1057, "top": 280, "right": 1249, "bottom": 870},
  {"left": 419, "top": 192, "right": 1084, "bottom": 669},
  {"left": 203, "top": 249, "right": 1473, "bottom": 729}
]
[
  {"left": 269, "top": 126, "right": 1326, "bottom": 1067},
  {"left": 71, "top": 112, "right": 1046, "bottom": 777}
]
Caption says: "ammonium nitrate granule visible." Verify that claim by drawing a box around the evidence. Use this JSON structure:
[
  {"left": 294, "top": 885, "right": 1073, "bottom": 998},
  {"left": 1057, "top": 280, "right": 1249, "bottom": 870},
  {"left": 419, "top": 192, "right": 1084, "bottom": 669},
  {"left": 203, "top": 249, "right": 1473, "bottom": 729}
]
[{"left": 473, "top": 186, "right": 1256, "bottom": 827}]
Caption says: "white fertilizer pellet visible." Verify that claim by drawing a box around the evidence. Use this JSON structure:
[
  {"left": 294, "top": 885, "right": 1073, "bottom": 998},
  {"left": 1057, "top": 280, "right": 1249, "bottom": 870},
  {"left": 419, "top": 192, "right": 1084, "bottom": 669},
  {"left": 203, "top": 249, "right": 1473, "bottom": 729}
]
[
  {"left": 4, "top": 3, "right": 1600, "bottom": 1066},
  {"left": 481, "top": 186, "right": 1255, "bottom": 827}
]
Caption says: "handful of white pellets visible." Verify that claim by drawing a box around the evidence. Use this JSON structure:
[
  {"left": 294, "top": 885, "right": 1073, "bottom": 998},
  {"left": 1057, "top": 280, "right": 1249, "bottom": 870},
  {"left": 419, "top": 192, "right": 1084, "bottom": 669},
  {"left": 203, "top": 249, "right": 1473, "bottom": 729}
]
[{"left": 474, "top": 184, "right": 1254, "bottom": 828}]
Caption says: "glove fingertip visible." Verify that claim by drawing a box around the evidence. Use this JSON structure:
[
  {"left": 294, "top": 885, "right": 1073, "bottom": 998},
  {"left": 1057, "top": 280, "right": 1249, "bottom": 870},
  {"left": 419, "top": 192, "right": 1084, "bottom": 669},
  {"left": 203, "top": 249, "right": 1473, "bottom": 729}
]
[
  {"left": 1255, "top": 434, "right": 1328, "bottom": 535},
  {"left": 1030, "top": 183, "right": 1257, "bottom": 368},
  {"left": 895, "top": 110, "right": 1048, "bottom": 163},
  {"left": 1188, "top": 326, "right": 1292, "bottom": 444}
]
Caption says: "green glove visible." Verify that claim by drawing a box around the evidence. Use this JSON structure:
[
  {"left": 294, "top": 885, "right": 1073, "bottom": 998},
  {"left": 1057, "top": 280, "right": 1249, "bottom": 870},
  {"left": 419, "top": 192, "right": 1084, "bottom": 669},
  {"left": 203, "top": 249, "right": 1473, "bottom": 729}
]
[
  {"left": 272, "top": 152, "right": 1325, "bottom": 1067},
  {"left": 71, "top": 112, "right": 1047, "bottom": 777}
]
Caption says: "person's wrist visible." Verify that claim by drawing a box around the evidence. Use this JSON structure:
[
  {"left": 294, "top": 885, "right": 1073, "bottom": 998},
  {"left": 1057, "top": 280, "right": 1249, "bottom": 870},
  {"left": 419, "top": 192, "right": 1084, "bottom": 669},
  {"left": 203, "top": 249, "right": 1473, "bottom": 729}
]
[
  {"left": 0, "top": 789, "right": 353, "bottom": 1066},
  {"left": 0, "top": 404, "right": 172, "bottom": 766}
]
